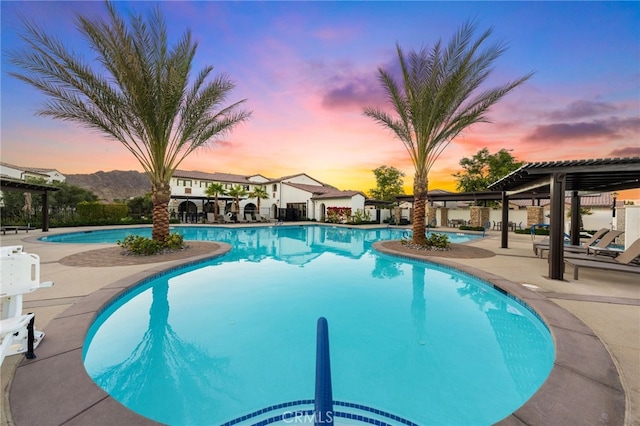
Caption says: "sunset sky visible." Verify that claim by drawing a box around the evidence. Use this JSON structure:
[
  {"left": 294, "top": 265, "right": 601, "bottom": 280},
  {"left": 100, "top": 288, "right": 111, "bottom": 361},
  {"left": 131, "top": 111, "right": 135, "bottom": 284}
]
[{"left": 1, "top": 1, "right": 639, "bottom": 198}]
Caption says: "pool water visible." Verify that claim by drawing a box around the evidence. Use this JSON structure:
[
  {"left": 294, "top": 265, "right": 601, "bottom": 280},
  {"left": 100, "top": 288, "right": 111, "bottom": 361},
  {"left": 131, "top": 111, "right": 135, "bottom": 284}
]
[{"left": 76, "top": 226, "right": 553, "bottom": 425}]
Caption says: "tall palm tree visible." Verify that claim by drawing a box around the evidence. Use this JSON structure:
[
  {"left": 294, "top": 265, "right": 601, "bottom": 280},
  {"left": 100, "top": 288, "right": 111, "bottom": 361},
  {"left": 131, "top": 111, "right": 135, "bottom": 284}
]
[
  {"left": 248, "top": 185, "right": 269, "bottom": 217},
  {"left": 205, "top": 183, "right": 227, "bottom": 218},
  {"left": 227, "top": 185, "right": 247, "bottom": 220},
  {"left": 7, "top": 2, "right": 251, "bottom": 242},
  {"left": 364, "top": 21, "right": 532, "bottom": 245}
]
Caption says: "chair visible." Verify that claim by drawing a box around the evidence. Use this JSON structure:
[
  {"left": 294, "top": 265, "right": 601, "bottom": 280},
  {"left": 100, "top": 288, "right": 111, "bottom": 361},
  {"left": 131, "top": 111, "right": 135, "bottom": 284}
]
[
  {"left": 256, "top": 214, "right": 271, "bottom": 223},
  {"left": 564, "top": 238, "right": 640, "bottom": 280},
  {"left": 245, "top": 213, "right": 256, "bottom": 223},
  {"left": 533, "top": 228, "right": 610, "bottom": 258},
  {"left": 223, "top": 214, "right": 234, "bottom": 224},
  {"left": 0, "top": 248, "right": 54, "bottom": 364}
]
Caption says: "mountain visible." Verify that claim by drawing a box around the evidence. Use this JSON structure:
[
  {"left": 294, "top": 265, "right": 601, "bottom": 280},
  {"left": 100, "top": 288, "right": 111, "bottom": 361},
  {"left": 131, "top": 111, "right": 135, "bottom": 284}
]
[{"left": 65, "top": 170, "right": 150, "bottom": 202}]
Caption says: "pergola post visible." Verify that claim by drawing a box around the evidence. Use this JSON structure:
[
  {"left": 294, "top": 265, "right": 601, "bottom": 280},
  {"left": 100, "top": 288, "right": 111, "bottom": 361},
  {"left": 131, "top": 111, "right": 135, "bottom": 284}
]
[
  {"left": 41, "top": 191, "right": 50, "bottom": 232},
  {"left": 570, "top": 191, "right": 581, "bottom": 246},
  {"left": 501, "top": 191, "right": 509, "bottom": 248},
  {"left": 549, "top": 173, "right": 566, "bottom": 280}
]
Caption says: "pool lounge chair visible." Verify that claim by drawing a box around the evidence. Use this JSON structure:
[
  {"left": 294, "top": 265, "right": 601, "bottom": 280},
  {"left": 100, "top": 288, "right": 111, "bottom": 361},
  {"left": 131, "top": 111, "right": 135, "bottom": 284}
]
[
  {"left": 564, "top": 238, "right": 640, "bottom": 280},
  {"left": 534, "top": 228, "right": 612, "bottom": 258},
  {"left": 256, "top": 214, "right": 271, "bottom": 222},
  {"left": 245, "top": 213, "right": 256, "bottom": 223}
]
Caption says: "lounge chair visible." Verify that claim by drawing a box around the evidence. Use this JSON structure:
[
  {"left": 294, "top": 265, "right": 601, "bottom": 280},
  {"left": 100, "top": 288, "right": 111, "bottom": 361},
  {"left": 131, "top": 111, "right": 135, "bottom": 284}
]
[
  {"left": 0, "top": 248, "right": 54, "bottom": 364},
  {"left": 564, "top": 238, "right": 640, "bottom": 280},
  {"left": 534, "top": 228, "right": 610, "bottom": 258},
  {"left": 256, "top": 214, "right": 271, "bottom": 223},
  {"left": 245, "top": 213, "right": 256, "bottom": 223},
  {"left": 223, "top": 214, "right": 235, "bottom": 224}
]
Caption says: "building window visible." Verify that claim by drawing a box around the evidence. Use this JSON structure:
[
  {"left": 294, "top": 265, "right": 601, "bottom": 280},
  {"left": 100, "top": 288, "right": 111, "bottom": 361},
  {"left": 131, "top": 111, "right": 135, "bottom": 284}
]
[
  {"left": 243, "top": 185, "right": 250, "bottom": 191},
  {"left": 177, "top": 179, "right": 192, "bottom": 187},
  {"left": 272, "top": 184, "right": 278, "bottom": 192},
  {"left": 184, "top": 187, "right": 192, "bottom": 194}
]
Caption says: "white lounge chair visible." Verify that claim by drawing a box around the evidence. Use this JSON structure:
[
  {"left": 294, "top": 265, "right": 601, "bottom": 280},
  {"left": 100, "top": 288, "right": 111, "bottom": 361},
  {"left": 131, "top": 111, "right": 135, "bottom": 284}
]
[
  {"left": 245, "top": 213, "right": 256, "bottom": 223},
  {"left": 0, "top": 248, "right": 54, "bottom": 364}
]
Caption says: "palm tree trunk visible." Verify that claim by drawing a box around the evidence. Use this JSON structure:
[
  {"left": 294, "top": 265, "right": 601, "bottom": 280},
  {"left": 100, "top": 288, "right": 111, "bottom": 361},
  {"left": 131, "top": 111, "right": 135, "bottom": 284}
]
[
  {"left": 412, "top": 175, "right": 428, "bottom": 246},
  {"left": 152, "top": 181, "right": 172, "bottom": 242}
]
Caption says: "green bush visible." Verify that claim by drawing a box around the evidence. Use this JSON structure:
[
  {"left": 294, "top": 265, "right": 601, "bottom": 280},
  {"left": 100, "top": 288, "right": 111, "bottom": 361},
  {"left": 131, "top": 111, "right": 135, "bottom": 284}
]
[
  {"left": 77, "top": 202, "right": 129, "bottom": 221},
  {"left": 459, "top": 225, "right": 486, "bottom": 232},
  {"left": 401, "top": 232, "right": 450, "bottom": 250},
  {"left": 426, "top": 233, "right": 450, "bottom": 250},
  {"left": 117, "top": 232, "right": 185, "bottom": 255},
  {"left": 164, "top": 233, "right": 185, "bottom": 250}
]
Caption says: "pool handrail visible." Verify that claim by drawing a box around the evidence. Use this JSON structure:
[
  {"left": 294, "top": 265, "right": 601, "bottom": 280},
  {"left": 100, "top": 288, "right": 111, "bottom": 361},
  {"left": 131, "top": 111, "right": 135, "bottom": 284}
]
[{"left": 315, "top": 317, "right": 334, "bottom": 426}]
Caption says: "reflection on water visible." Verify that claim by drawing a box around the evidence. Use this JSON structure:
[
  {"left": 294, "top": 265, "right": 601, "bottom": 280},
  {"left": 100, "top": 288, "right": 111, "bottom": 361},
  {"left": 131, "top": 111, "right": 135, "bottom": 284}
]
[{"left": 83, "top": 226, "right": 552, "bottom": 425}]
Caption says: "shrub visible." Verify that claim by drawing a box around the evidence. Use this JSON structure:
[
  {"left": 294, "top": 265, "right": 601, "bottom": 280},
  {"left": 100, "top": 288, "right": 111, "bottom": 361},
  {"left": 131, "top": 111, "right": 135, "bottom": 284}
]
[
  {"left": 77, "top": 202, "right": 129, "bottom": 221},
  {"left": 459, "top": 225, "right": 486, "bottom": 232},
  {"left": 117, "top": 232, "right": 185, "bottom": 255},
  {"left": 425, "top": 233, "right": 450, "bottom": 250},
  {"left": 400, "top": 232, "right": 450, "bottom": 250},
  {"left": 326, "top": 207, "right": 351, "bottom": 223}
]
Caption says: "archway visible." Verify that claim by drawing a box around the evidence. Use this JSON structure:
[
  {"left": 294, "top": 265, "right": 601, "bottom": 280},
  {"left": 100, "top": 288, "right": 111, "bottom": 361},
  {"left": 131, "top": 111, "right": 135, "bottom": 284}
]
[{"left": 178, "top": 201, "right": 197, "bottom": 223}]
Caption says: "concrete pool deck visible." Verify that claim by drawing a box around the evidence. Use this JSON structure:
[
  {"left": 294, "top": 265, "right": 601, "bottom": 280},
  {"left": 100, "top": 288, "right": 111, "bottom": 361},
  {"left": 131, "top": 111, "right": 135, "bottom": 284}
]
[{"left": 1, "top": 224, "right": 638, "bottom": 425}]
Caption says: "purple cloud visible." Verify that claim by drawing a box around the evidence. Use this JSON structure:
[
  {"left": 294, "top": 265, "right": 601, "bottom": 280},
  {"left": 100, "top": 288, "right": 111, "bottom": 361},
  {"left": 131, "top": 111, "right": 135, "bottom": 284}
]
[
  {"left": 321, "top": 75, "right": 387, "bottom": 110},
  {"left": 609, "top": 147, "right": 640, "bottom": 157},
  {"left": 548, "top": 100, "right": 619, "bottom": 120},
  {"left": 524, "top": 121, "right": 616, "bottom": 141}
]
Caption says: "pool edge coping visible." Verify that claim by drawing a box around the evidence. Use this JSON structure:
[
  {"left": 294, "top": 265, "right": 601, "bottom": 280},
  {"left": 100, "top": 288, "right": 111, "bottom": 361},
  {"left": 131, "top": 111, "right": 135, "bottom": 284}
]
[{"left": 8, "top": 238, "right": 625, "bottom": 425}]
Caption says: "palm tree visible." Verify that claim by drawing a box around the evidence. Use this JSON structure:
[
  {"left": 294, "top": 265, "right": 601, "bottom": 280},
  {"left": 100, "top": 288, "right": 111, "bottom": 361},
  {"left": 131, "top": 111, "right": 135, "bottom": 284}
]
[
  {"left": 7, "top": 2, "right": 251, "bottom": 242},
  {"left": 248, "top": 185, "right": 270, "bottom": 218},
  {"left": 227, "top": 185, "right": 247, "bottom": 221},
  {"left": 205, "top": 183, "right": 227, "bottom": 219},
  {"left": 363, "top": 21, "right": 532, "bottom": 246}
]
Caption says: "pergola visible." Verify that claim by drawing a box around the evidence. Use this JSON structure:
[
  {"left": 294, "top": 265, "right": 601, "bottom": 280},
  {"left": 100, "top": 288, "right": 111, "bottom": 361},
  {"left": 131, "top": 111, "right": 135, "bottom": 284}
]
[
  {"left": 0, "top": 176, "right": 61, "bottom": 232},
  {"left": 489, "top": 157, "right": 640, "bottom": 280}
]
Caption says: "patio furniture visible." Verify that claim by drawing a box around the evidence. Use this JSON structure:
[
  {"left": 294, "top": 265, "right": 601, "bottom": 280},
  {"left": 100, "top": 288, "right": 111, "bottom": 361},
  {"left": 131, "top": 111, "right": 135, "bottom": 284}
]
[
  {"left": 533, "top": 228, "right": 610, "bottom": 258},
  {"left": 245, "top": 213, "right": 256, "bottom": 223},
  {"left": 256, "top": 214, "right": 271, "bottom": 222},
  {"left": 0, "top": 247, "right": 54, "bottom": 364},
  {"left": 564, "top": 238, "right": 640, "bottom": 279}
]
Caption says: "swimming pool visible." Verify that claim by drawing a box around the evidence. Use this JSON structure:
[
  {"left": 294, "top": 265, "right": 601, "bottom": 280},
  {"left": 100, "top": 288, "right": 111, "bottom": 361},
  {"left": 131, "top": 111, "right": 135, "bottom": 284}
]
[
  {"left": 39, "top": 224, "right": 479, "bottom": 245},
  {"left": 73, "top": 226, "right": 553, "bottom": 425}
]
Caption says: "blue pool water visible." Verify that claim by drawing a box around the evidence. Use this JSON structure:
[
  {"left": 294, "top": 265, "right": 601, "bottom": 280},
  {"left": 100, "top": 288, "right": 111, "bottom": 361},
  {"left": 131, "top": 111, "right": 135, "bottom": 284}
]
[{"left": 74, "top": 226, "right": 553, "bottom": 425}]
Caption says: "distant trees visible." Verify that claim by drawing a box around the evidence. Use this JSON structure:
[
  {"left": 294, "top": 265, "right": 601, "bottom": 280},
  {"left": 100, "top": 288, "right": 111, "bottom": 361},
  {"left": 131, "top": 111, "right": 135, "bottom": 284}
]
[
  {"left": 0, "top": 180, "right": 98, "bottom": 223},
  {"left": 363, "top": 21, "right": 532, "bottom": 246},
  {"left": 453, "top": 148, "right": 525, "bottom": 192},
  {"left": 126, "top": 194, "right": 153, "bottom": 218},
  {"left": 205, "top": 183, "right": 227, "bottom": 217},
  {"left": 248, "top": 186, "right": 270, "bottom": 217},
  {"left": 368, "top": 166, "right": 405, "bottom": 202},
  {"left": 227, "top": 185, "right": 248, "bottom": 219}
]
